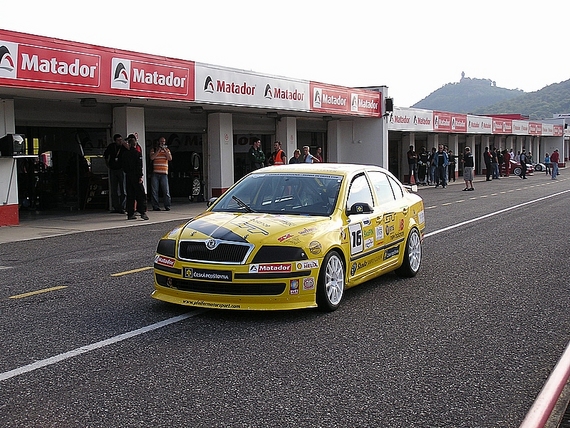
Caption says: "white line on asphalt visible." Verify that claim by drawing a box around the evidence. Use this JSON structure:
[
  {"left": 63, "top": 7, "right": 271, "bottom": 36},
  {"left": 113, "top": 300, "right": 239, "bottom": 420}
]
[
  {"left": 424, "top": 189, "right": 570, "bottom": 238},
  {"left": 0, "top": 310, "right": 207, "bottom": 382}
]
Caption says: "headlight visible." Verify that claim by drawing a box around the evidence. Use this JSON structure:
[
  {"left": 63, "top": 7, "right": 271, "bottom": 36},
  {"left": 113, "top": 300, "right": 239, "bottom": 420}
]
[{"left": 157, "top": 239, "right": 176, "bottom": 258}]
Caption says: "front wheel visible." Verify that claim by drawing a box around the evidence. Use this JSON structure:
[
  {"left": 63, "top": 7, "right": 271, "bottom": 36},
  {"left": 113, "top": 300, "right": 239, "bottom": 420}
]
[
  {"left": 513, "top": 166, "right": 522, "bottom": 176},
  {"left": 316, "top": 251, "right": 345, "bottom": 312},
  {"left": 396, "top": 228, "right": 422, "bottom": 277}
]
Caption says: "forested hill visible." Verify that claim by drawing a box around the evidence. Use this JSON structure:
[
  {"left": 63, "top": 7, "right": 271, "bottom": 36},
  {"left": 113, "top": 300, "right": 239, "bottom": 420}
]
[{"left": 411, "top": 73, "right": 570, "bottom": 120}]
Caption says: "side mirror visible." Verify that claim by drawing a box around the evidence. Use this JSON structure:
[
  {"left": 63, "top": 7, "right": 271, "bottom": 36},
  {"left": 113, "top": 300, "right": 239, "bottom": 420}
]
[
  {"left": 347, "top": 202, "right": 373, "bottom": 215},
  {"left": 207, "top": 197, "right": 217, "bottom": 207}
]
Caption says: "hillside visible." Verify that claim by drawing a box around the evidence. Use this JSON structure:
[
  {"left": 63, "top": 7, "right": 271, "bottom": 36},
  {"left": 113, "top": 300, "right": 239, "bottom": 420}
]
[
  {"left": 412, "top": 73, "right": 570, "bottom": 120},
  {"left": 472, "top": 80, "right": 570, "bottom": 120}
]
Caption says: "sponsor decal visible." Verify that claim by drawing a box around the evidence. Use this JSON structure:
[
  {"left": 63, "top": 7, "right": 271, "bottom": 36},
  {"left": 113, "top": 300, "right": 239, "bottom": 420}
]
[
  {"left": 385, "top": 224, "right": 395, "bottom": 236},
  {"left": 264, "top": 83, "right": 305, "bottom": 101},
  {"left": 384, "top": 246, "right": 400, "bottom": 260},
  {"left": 278, "top": 233, "right": 294, "bottom": 242},
  {"left": 399, "top": 219, "right": 405, "bottom": 231},
  {"left": 364, "top": 237, "right": 374, "bottom": 250},
  {"left": 296, "top": 260, "right": 319, "bottom": 270},
  {"left": 418, "top": 210, "right": 425, "bottom": 225},
  {"left": 351, "top": 262, "right": 357, "bottom": 276},
  {"left": 303, "top": 277, "right": 315, "bottom": 291},
  {"left": 309, "top": 241, "right": 322, "bottom": 255},
  {"left": 155, "top": 254, "right": 175, "bottom": 267},
  {"left": 10, "top": 42, "right": 101, "bottom": 87},
  {"left": 298, "top": 227, "right": 317, "bottom": 235},
  {"left": 111, "top": 57, "right": 189, "bottom": 95},
  {"left": 204, "top": 75, "right": 256, "bottom": 96},
  {"left": 232, "top": 219, "right": 269, "bottom": 235},
  {"left": 375, "top": 226, "right": 384, "bottom": 242},
  {"left": 249, "top": 263, "right": 292, "bottom": 273},
  {"left": 351, "top": 261, "right": 368, "bottom": 276},
  {"left": 290, "top": 279, "right": 299, "bottom": 295},
  {"left": 183, "top": 268, "right": 232, "bottom": 281},
  {"left": 0, "top": 42, "right": 17, "bottom": 78}
]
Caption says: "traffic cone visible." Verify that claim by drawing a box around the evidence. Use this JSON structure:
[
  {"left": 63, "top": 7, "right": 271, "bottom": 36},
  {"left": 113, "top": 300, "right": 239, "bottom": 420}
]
[{"left": 410, "top": 171, "right": 416, "bottom": 185}]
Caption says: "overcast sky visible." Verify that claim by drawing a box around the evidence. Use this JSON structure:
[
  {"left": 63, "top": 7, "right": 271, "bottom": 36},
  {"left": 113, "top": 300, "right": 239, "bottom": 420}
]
[{"left": 1, "top": 0, "right": 567, "bottom": 108}]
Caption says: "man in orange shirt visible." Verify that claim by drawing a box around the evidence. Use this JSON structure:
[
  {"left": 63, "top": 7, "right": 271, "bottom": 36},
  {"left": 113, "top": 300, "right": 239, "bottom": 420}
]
[
  {"left": 269, "top": 141, "right": 287, "bottom": 165},
  {"left": 149, "top": 136, "right": 173, "bottom": 211}
]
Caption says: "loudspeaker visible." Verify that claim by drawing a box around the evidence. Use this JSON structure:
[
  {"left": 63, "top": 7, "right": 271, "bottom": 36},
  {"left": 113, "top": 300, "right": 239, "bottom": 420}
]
[
  {"left": 0, "top": 134, "right": 25, "bottom": 157},
  {"left": 385, "top": 98, "right": 394, "bottom": 113}
]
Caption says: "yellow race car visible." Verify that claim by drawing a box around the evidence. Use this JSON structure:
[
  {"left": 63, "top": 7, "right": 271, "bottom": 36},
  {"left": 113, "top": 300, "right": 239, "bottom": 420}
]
[{"left": 152, "top": 163, "right": 425, "bottom": 311}]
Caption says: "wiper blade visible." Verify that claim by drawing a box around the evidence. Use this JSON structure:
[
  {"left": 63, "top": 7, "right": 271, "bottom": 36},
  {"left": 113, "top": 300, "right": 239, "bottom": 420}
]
[{"left": 232, "top": 195, "right": 256, "bottom": 213}]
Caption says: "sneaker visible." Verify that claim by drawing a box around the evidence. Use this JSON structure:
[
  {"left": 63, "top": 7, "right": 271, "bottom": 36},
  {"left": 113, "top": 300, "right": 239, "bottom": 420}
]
[
  {"left": 164, "top": 207, "right": 170, "bottom": 211},
  {"left": 468, "top": 188, "right": 474, "bottom": 191},
  {"left": 127, "top": 215, "right": 136, "bottom": 220},
  {"left": 152, "top": 207, "right": 161, "bottom": 211},
  {"left": 141, "top": 213, "right": 149, "bottom": 220}
]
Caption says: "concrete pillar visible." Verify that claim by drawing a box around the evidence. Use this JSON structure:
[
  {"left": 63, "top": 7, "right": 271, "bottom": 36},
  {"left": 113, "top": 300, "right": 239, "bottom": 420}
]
[
  {"left": 276, "top": 117, "right": 297, "bottom": 162},
  {"left": 113, "top": 106, "right": 148, "bottom": 192},
  {"left": 207, "top": 113, "right": 234, "bottom": 198},
  {"left": 449, "top": 134, "right": 459, "bottom": 179},
  {"left": 0, "top": 99, "right": 18, "bottom": 226}
]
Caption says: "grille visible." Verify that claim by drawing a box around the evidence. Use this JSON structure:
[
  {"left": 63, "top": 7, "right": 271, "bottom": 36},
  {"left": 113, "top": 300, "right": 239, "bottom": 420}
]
[
  {"left": 156, "top": 274, "right": 285, "bottom": 296},
  {"left": 178, "top": 240, "right": 253, "bottom": 264}
]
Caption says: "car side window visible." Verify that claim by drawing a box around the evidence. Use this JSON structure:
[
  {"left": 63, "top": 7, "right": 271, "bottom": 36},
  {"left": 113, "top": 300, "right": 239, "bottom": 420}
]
[
  {"left": 346, "top": 174, "right": 374, "bottom": 210},
  {"left": 367, "top": 171, "right": 395, "bottom": 203},
  {"left": 387, "top": 176, "right": 404, "bottom": 199}
]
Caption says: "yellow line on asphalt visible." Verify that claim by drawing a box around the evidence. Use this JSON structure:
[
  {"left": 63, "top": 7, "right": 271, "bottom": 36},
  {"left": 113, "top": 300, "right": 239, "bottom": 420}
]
[
  {"left": 9, "top": 286, "right": 68, "bottom": 299},
  {"left": 111, "top": 266, "right": 153, "bottom": 277}
]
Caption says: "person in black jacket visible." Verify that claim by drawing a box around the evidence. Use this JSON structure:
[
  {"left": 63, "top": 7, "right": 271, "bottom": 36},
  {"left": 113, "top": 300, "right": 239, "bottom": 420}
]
[{"left": 121, "top": 134, "right": 149, "bottom": 220}]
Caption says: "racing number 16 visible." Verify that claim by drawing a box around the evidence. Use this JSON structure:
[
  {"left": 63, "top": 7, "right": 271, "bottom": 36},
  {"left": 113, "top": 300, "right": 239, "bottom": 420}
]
[{"left": 349, "top": 224, "right": 363, "bottom": 255}]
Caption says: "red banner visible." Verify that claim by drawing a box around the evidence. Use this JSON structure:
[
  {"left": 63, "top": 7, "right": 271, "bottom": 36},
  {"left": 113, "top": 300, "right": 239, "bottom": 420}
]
[{"left": 0, "top": 29, "right": 195, "bottom": 101}]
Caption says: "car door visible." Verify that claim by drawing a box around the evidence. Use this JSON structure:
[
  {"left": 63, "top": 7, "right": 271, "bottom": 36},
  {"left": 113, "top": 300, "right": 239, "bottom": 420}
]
[
  {"left": 345, "top": 173, "right": 386, "bottom": 283},
  {"left": 366, "top": 170, "right": 406, "bottom": 270}
]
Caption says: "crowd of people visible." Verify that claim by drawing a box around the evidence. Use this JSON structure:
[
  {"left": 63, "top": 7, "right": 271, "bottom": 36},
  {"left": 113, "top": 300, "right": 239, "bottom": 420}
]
[
  {"left": 246, "top": 138, "right": 323, "bottom": 171},
  {"left": 406, "top": 144, "right": 561, "bottom": 192}
]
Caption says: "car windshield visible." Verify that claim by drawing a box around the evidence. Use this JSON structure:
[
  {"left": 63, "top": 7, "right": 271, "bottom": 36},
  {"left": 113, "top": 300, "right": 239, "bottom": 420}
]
[{"left": 211, "top": 173, "right": 343, "bottom": 216}]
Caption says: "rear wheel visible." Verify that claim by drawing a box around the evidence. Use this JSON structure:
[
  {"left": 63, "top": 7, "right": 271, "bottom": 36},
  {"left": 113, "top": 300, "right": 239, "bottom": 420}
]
[
  {"left": 316, "top": 251, "right": 345, "bottom": 311},
  {"left": 513, "top": 166, "right": 522, "bottom": 176},
  {"left": 396, "top": 228, "right": 422, "bottom": 277}
]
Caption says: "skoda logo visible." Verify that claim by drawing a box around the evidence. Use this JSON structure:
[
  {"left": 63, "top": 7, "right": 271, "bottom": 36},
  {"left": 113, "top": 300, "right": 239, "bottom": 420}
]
[{"left": 205, "top": 239, "right": 218, "bottom": 250}]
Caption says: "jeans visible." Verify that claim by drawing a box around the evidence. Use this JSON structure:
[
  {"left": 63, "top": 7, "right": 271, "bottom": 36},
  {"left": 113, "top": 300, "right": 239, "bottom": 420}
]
[
  {"left": 151, "top": 173, "right": 171, "bottom": 209},
  {"left": 435, "top": 165, "right": 447, "bottom": 186},
  {"left": 552, "top": 162, "right": 559, "bottom": 179},
  {"left": 108, "top": 168, "right": 126, "bottom": 212}
]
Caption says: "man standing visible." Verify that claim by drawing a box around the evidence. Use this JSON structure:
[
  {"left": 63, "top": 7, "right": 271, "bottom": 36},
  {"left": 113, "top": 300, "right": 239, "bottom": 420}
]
[
  {"left": 103, "top": 134, "right": 127, "bottom": 214},
  {"left": 550, "top": 148, "right": 560, "bottom": 179},
  {"left": 269, "top": 141, "right": 287, "bottom": 165},
  {"left": 247, "top": 138, "right": 265, "bottom": 171},
  {"left": 461, "top": 147, "right": 475, "bottom": 191},
  {"left": 302, "top": 146, "right": 319, "bottom": 163},
  {"left": 406, "top": 145, "right": 417, "bottom": 184},
  {"left": 149, "top": 136, "right": 172, "bottom": 211},
  {"left": 432, "top": 145, "right": 449, "bottom": 188},
  {"left": 122, "top": 134, "right": 149, "bottom": 220},
  {"left": 519, "top": 149, "right": 528, "bottom": 179}
]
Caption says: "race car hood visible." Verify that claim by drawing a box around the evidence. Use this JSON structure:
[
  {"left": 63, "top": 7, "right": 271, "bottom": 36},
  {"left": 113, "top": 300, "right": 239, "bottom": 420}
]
[{"left": 173, "top": 211, "right": 334, "bottom": 245}]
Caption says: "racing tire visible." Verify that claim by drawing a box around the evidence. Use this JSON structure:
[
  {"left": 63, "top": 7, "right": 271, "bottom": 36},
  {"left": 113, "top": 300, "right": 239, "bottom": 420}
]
[
  {"left": 316, "top": 250, "right": 345, "bottom": 312},
  {"left": 513, "top": 166, "right": 522, "bottom": 176},
  {"left": 534, "top": 164, "right": 542, "bottom": 172},
  {"left": 395, "top": 228, "right": 422, "bottom": 278}
]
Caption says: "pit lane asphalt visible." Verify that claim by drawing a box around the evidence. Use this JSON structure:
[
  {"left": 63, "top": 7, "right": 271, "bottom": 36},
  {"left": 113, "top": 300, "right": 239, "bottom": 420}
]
[
  {"left": 0, "top": 174, "right": 531, "bottom": 244},
  {"left": 1, "top": 172, "right": 569, "bottom": 427}
]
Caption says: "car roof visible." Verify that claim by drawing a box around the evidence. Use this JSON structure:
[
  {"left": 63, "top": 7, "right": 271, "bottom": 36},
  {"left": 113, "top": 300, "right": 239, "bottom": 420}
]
[{"left": 251, "top": 163, "right": 387, "bottom": 176}]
